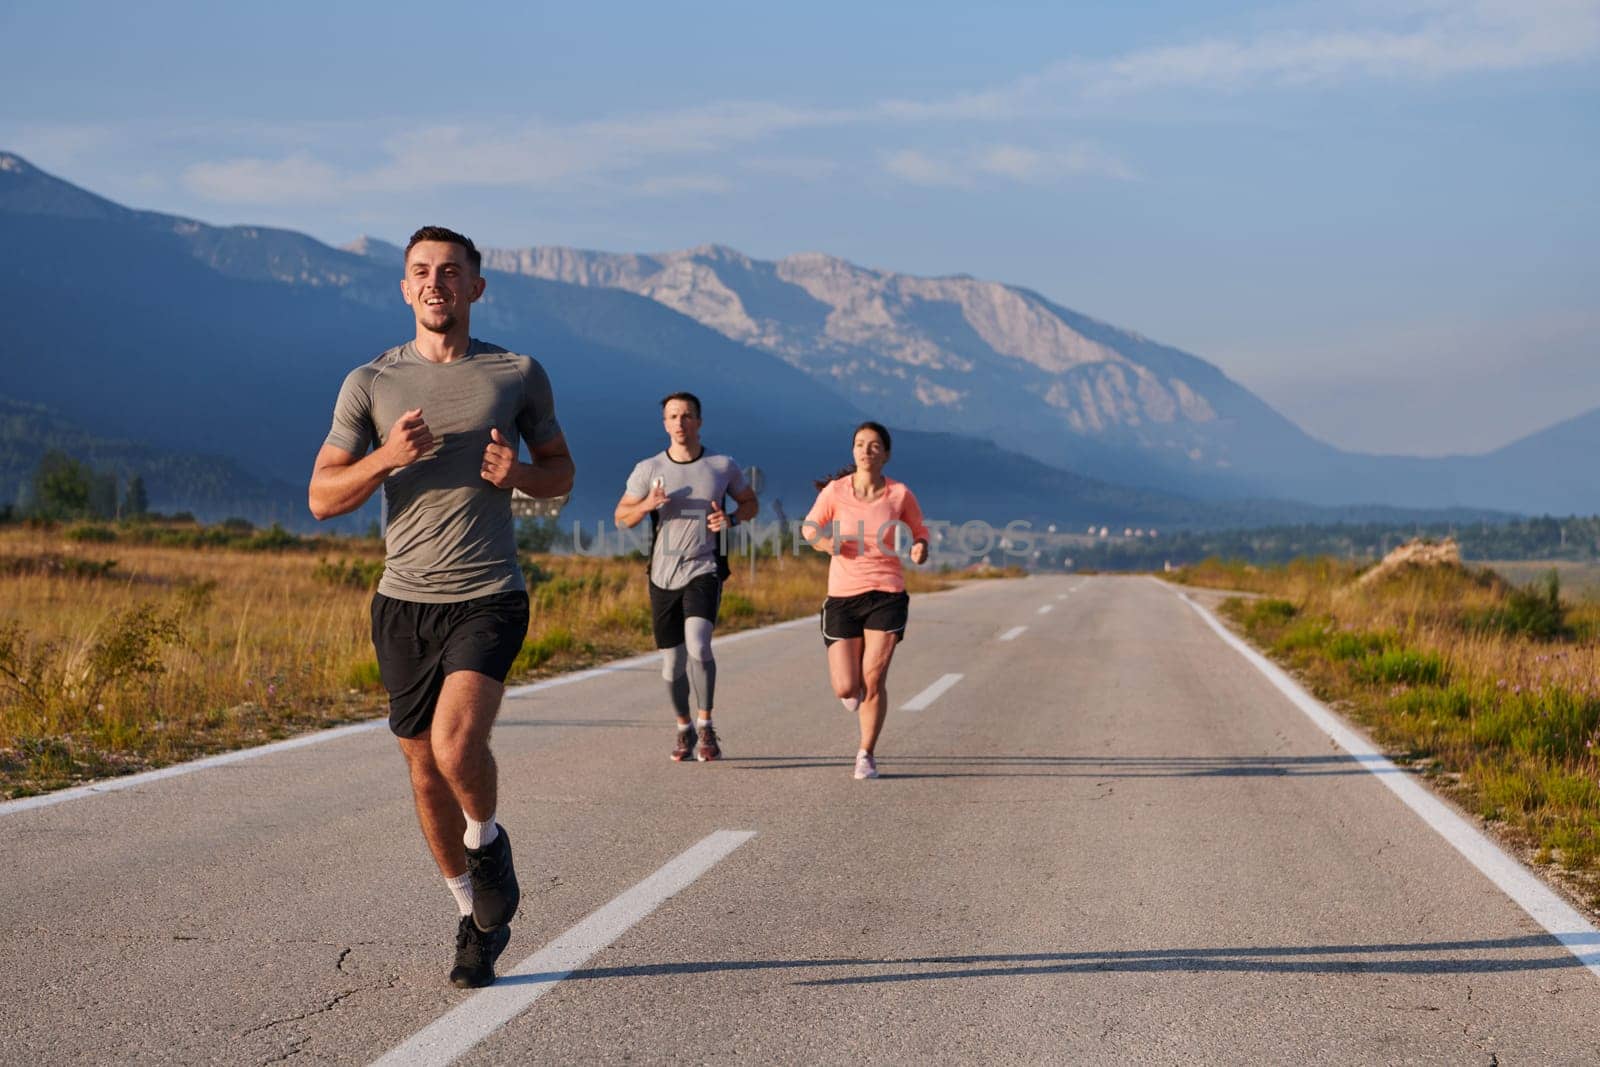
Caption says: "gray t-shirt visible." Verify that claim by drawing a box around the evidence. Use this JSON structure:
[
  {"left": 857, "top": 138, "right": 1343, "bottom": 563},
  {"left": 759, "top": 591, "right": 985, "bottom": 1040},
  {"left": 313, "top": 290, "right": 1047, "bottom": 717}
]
[
  {"left": 624, "top": 450, "right": 747, "bottom": 590},
  {"left": 324, "top": 339, "right": 562, "bottom": 603}
]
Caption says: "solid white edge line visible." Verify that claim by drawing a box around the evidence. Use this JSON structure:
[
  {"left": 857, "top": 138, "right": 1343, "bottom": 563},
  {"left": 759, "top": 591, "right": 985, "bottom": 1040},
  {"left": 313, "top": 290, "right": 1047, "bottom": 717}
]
[
  {"left": 902, "top": 673, "right": 964, "bottom": 712},
  {"left": 370, "top": 830, "right": 757, "bottom": 1067},
  {"left": 0, "top": 720, "right": 388, "bottom": 816},
  {"left": 1178, "top": 589, "right": 1600, "bottom": 979},
  {"left": 998, "top": 626, "right": 1027, "bottom": 641},
  {"left": 1, "top": 617, "right": 823, "bottom": 818},
  {"left": 4, "top": 578, "right": 1007, "bottom": 816}
]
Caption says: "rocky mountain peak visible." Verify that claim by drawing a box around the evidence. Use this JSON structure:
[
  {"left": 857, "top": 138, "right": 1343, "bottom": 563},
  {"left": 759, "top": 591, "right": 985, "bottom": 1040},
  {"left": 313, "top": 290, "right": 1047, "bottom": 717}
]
[{"left": 342, "top": 235, "right": 403, "bottom": 264}]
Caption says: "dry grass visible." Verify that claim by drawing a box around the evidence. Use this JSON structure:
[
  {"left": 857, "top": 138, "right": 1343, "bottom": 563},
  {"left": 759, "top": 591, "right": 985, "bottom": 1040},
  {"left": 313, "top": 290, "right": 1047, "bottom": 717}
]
[
  {"left": 0, "top": 525, "right": 950, "bottom": 798},
  {"left": 1170, "top": 556, "right": 1600, "bottom": 910}
]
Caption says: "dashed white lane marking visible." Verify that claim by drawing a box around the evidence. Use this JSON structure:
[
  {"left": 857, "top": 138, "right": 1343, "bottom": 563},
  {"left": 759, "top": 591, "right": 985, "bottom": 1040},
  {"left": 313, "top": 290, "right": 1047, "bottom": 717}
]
[
  {"left": 371, "top": 830, "right": 757, "bottom": 1067},
  {"left": 998, "top": 626, "right": 1027, "bottom": 642},
  {"left": 902, "top": 673, "right": 964, "bottom": 711},
  {"left": 1180, "top": 592, "right": 1600, "bottom": 981},
  {"left": 1037, "top": 605, "right": 1054, "bottom": 615}
]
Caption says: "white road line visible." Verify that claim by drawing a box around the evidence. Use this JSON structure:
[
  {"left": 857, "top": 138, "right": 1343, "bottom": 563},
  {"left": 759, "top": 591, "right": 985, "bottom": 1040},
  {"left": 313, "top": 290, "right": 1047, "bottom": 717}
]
[
  {"left": 998, "top": 626, "right": 1027, "bottom": 642},
  {"left": 1180, "top": 592, "right": 1600, "bottom": 980},
  {"left": 902, "top": 673, "right": 963, "bottom": 711},
  {"left": 1055, "top": 593, "right": 1069, "bottom": 600},
  {"left": 0, "top": 721, "right": 389, "bottom": 816},
  {"left": 1, "top": 618, "right": 818, "bottom": 818},
  {"left": 1037, "top": 605, "right": 1054, "bottom": 615},
  {"left": 371, "top": 830, "right": 756, "bottom": 1067}
]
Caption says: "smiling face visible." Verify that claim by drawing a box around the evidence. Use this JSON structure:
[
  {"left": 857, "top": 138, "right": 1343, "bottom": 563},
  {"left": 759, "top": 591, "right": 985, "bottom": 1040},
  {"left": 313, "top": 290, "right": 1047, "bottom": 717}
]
[
  {"left": 401, "top": 240, "right": 485, "bottom": 335},
  {"left": 853, "top": 427, "right": 888, "bottom": 474},
  {"left": 662, "top": 398, "right": 703, "bottom": 452}
]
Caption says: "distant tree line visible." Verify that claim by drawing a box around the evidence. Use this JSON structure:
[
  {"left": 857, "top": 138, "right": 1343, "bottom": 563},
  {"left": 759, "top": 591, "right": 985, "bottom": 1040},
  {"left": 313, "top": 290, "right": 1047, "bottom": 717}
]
[
  {"left": 1040, "top": 516, "right": 1600, "bottom": 571},
  {"left": 9, "top": 450, "right": 149, "bottom": 522}
]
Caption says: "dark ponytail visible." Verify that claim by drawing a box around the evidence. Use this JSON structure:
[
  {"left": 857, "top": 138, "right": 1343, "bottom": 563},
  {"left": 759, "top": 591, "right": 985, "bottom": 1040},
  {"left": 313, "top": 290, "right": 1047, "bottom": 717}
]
[{"left": 814, "top": 421, "right": 892, "bottom": 490}]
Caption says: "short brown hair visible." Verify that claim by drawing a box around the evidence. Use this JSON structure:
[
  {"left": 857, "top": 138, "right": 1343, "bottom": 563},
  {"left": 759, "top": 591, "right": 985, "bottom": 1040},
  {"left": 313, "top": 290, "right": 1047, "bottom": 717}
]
[
  {"left": 660, "top": 392, "right": 702, "bottom": 419},
  {"left": 404, "top": 226, "right": 481, "bottom": 274}
]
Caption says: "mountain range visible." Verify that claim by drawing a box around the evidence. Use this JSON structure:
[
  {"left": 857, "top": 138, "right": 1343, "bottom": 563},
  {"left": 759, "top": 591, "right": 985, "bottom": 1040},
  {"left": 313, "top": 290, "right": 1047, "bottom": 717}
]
[
  {"left": 480, "top": 243, "right": 1596, "bottom": 515},
  {"left": 0, "top": 150, "right": 1579, "bottom": 533}
]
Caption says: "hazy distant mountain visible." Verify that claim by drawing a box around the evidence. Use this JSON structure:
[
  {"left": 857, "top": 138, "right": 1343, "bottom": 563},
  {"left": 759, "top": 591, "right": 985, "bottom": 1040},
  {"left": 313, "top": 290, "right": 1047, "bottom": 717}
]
[
  {"left": 0, "top": 150, "right": 1564, "bottom": 528},
  {"left": 486, "top": 243, "right": 1596, "bottom": 515},
  {"left": 4, "top": 149, "right": 1382, "bottom": 533}
]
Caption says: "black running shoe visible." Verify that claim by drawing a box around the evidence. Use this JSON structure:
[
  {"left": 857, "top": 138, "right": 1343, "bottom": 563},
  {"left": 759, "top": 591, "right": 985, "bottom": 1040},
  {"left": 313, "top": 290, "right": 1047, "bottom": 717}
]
[
  {"left": 449, "top": 914, "right": 511, "bottom": 989},
  {"left": 465, "top": 826, "right": 520, "bottom": 932}
]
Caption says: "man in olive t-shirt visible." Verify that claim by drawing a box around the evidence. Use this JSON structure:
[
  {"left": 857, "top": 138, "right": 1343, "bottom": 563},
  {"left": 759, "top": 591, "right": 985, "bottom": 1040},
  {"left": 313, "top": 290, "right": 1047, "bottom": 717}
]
[{"left": 309, "top": 225, "right": 575, "bottom": 989}]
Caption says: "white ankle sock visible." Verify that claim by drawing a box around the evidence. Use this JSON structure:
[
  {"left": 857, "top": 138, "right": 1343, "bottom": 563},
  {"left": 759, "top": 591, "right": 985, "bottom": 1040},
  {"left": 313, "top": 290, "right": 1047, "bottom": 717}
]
[
  {"left": 696, "top": 717, "right": 712, "bottom": 731},
  {"left": 464, "top": 813, "right": 499, "bottom": 850},
  {"left": 445, "top": 872, "right": 474, "bottom": 916}
]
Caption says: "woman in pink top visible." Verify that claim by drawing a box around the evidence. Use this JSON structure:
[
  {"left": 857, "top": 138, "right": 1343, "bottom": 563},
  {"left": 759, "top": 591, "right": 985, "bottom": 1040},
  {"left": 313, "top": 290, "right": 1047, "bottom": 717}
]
[{"left": 803, "top": 421, "right": 930, "bottom": 780}]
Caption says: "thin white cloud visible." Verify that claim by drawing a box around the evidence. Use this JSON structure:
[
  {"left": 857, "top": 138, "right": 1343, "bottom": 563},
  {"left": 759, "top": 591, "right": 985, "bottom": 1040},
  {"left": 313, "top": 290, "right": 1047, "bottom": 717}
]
[
  {"left": 635, "top": 174, "right": 735, "bottom": 197},
  {"left": 183, "top": 154, "right": 344, "bottom": 203},
  {"left": 882, "top": 149, "right": 971, "bottom": 188},
  {"left": 1062, "top": 0, "right": 1600, "bottom": 100},
  {"left": 159, "top": 0, "right": 1597, "bottom": 204},
  {"left": 883, "top": 143, "right": 1135, "bottom": 188},
  {"left": 974, "top": 143, "right": 1138, "bottom": 183},
  {"left": 739, "top": 156, "right": 841, "bottom": 182}
]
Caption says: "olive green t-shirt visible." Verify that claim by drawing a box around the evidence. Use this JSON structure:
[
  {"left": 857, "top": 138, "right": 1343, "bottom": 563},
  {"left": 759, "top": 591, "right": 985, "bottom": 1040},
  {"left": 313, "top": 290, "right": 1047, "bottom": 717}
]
[{"left": 323, "top": 339, "right": 562, "bottom": 603}]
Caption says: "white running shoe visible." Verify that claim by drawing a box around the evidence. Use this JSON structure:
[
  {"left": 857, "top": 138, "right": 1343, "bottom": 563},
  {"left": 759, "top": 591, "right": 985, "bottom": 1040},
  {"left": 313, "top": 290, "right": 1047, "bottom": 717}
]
[{"left": 853, "top": 752, "right": 878, "bottom": 780}]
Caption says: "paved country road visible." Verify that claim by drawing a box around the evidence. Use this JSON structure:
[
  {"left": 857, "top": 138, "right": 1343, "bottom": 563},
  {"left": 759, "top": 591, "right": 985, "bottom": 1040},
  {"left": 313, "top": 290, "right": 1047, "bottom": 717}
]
[{"left": 3, "top": 576, "right": 1598, "bottom": 1065}]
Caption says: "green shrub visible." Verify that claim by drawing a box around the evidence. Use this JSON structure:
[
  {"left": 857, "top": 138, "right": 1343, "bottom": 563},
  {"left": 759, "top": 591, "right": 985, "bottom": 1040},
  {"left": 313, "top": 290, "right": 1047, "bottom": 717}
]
[
  {"left": 313, "top": 558, "right": 385, "bottom": 589},
  {"left": 245, "top": 523, "right": 300, "bottom": 551},
  {"left": 721, "top": 592, "right": 757, "bottom": 619},
  {"left": 1327, "top": 630, "right": 1389, "bottom": 660},
  {"left": 1241, "top": 598, "right": 1297, "bottom": 629},
  {"left": 345, "top": 659, "right": 383, "bottom": 691},
  {"left": 65, "top": 524, "right": 117, "bottom": 543},
  {"left": 1352, "top": 649, "right": 1448, "bottom": 686},
  {"left": 1468, "top": 570, "right": 1567, "bottom": 640},
  {"left": 512, "top": 627, "right": 577, "bottom": 672}
]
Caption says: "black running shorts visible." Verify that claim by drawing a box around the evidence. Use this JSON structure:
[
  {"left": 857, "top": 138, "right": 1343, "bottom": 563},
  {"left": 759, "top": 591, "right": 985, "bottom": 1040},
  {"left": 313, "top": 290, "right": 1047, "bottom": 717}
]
[
  {"left": 370, "top": 590, "right": 530, "bottom": 738},
  {"left": 820, "top": 590, "right": 909, "bottom": 646},
  {"left": 649, "top": 573, "right": 722, "bottom": 649}
]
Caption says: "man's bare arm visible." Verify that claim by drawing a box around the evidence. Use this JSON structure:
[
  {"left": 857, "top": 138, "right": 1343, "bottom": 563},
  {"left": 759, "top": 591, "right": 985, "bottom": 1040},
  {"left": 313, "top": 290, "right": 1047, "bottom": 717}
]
[
  {"left": 483, "top": 430, "right": 576, "bottom": 499},
  {"left": 309, "top": 407, "right": 436, "bottom": 520},
  {"left": 729, "top": 484, "right": 759, "bottom": 523}
]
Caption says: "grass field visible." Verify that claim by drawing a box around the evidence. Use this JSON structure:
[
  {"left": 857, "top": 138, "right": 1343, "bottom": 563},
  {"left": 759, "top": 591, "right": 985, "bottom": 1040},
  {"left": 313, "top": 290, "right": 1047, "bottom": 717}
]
[
  {"left": 1169, "top": 556, "right": 1600, "bottom": 910},
  {"left": 1482, "top": 560, "right": 1600, "bottom": 602},
  {"left": 0, "top": 523, "right": 958, "bottom": 798}
]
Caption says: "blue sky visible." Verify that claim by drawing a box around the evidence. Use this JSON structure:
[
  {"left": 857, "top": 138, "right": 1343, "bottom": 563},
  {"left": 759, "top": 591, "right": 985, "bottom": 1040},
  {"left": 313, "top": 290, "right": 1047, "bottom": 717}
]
[{"left": 2, "top": 0, "right": 1596, "bottom": 456}]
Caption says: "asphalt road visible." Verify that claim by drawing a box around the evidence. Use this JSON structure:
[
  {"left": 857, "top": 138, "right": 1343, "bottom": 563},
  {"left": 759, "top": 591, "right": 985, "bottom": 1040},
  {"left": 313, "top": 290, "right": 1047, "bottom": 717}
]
[{"left": 3, "top": 575, "right": 1597, "bottom": 1065}]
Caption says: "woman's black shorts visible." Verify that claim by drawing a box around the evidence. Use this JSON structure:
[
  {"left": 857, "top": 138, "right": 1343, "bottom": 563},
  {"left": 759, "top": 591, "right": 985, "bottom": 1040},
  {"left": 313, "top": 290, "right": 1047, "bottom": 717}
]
[{"left": 820, "top": 590, "right": 909, "bottom": 647}]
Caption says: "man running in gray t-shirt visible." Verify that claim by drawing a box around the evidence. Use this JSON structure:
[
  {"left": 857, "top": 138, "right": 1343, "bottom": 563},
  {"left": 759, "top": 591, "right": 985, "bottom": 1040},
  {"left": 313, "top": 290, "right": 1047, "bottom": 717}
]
[
  {"left": 615, "top": 392, "right": 758, "bottom": 762},
  {"left": 309, "top": 226, "right": 575, "bottom": 990}
]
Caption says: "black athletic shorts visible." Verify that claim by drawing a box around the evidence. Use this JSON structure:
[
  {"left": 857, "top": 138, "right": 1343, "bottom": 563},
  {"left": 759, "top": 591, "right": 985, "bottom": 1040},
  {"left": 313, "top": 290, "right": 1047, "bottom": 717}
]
[
  {"left": 370, "top": 590, "right": 530, "bottom": 738},
  {"left": 649, "top": 574, "right": 722, "bottom": 649},
  {"left": 820, "top": 590, "right": 909, "bottom": 646}
]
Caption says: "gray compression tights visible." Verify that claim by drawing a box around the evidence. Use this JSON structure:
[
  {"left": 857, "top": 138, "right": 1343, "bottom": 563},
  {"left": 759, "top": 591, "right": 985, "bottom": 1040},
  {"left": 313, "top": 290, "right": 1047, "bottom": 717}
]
[{"left": 660, "top": 616, "right": 717, "bottom": 716}]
